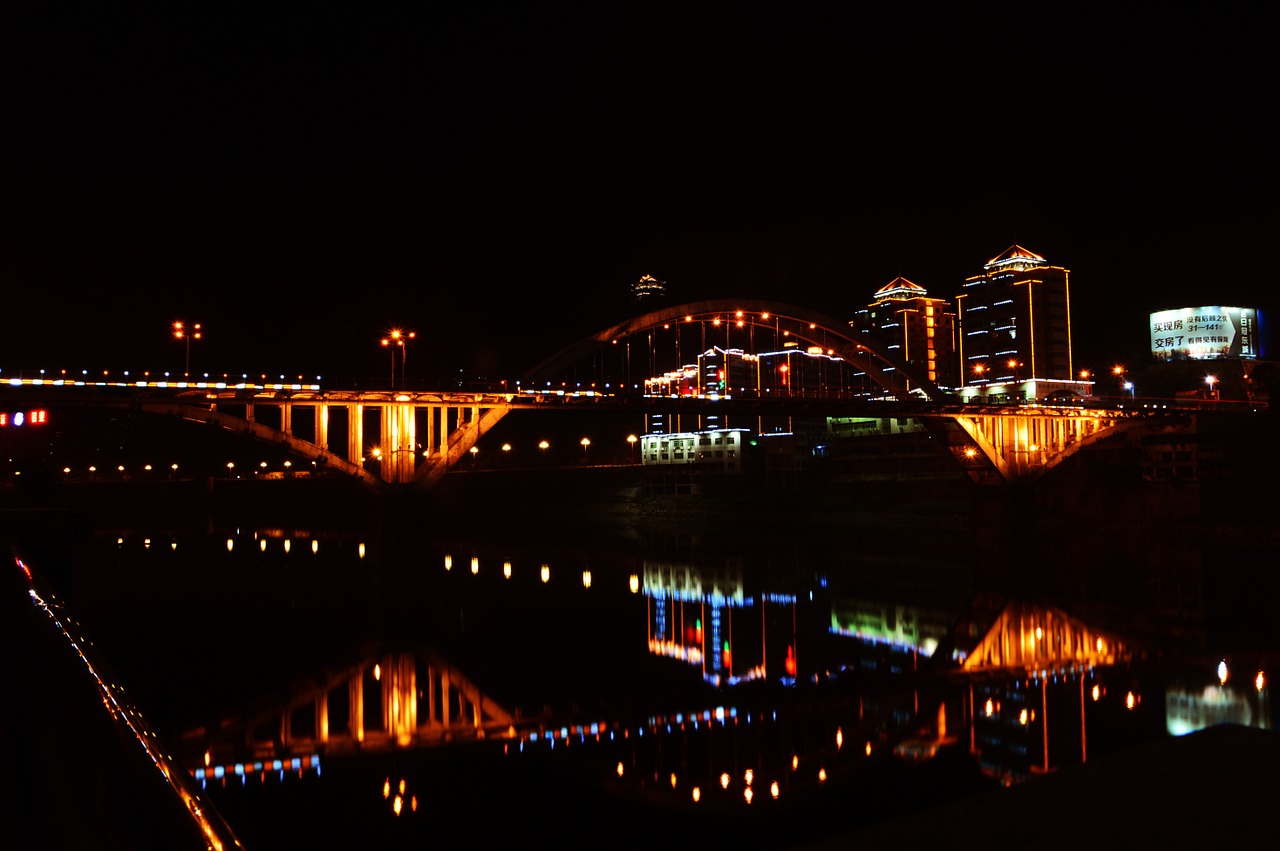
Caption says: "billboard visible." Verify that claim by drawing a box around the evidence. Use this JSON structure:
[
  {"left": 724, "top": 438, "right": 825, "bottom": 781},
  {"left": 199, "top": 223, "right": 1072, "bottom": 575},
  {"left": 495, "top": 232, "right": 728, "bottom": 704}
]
[{"left": 1149, "top": 306, "right": 1261, "bottom": 361}]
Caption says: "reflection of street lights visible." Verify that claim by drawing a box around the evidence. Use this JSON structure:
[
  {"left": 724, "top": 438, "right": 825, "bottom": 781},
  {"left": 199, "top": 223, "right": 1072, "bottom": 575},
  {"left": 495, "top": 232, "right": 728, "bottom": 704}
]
[{"left": 173, "top": 321, "right": 202, "bottom": 377}]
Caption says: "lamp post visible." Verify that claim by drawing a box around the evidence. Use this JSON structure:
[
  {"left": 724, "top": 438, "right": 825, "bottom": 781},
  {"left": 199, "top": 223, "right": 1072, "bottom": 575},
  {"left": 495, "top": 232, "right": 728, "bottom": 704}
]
[
  {"left": 1205, "top": 374, "right": 1219, "bottom": 400},
  {"left": 380, "top": 329, "right": 416, "bottom": 389},
  {"left": 580, "top": 437, "right": 591, "bottom": 464},
  {"left": 173, "top": 321, "right": 202, "bottom": 377},
  {"left": 627, "top": 434, "right": 638, "bottom": 462}
]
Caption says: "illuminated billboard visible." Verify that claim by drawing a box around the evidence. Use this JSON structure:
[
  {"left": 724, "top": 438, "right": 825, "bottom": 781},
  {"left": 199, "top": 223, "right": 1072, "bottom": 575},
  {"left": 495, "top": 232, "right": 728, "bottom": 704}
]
[{"left": 1149, "top": 306, "right": 1261, "bottom": 361}]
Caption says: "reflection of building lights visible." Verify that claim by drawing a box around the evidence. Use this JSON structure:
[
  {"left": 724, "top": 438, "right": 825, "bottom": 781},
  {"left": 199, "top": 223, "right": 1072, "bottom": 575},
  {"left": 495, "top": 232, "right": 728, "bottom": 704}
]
[
  {"left": 393, "top": 795, "right": 402, "bottom": 816},
  {"left": 1257, "top": 671, "right": 1266, "bottom": 692},
  {"left": 744, "top": 787, "right": 753, "bottom": 804},
  {"left": 1019, "top": 708, "right": 1029, "bottom": 725},
  {"left": 720, "top": 772, "right": 731, "bottom": 789},
  {"left": 1219, "top": 659, "right": 1229, "bottom": 685},
  {"left": 383, "top": 778, "right": 390, "bottom": 798},
  {"left": 770, "top": 781, "right": 780, "bottom": 799},
  {"left": 629, "top": 574, "right": 639, "bottom": 593},
  {"left": 692, "top": 786, "right": 701, "bottom": 803},
  {"left": 540, "top": 564, "right": 550, "bottom": 583},
  {"left": 791, "top": 755, "right": 799, "bottom": 771},
  {"left": 374, "top": 664, "right": 381, "bottom": 681},
  {"left": 1092, "top": 684, "right": 1101, "bottom": 701},
  {"left": 1126, "top": 691, "right": 1136, "bottom": 710},
  {"left": 504, "top": 561, "right": 512, "bottom": 579},
  {"left": 471, "top": 556, "right": 479, "bottom": 575},
  {"left": 743, "top": 769, "right": 753, "bottom": 786},
  {"left": 582, "top": 570, "right": 591, "bottom": 588},
  {"left": 616, "top": 762, "right": 624, "bottom": 777},
  {"left": 444, "top": 555, "right": 452, "bottom": 571},
  {"left": 818, "top": 768, "right": 827, "bottom": 783},
  {"left": 865, "top": 741, "right": 872, "bottom": 756},
  {"left": 984, "top": 698, "right": 995, "bottom": 717},
  {"left": 669, "top": 773, "right": 677, "bottom": 789},
  {"left": 835, "top": 728, "right": 843, "bottom": 749}
]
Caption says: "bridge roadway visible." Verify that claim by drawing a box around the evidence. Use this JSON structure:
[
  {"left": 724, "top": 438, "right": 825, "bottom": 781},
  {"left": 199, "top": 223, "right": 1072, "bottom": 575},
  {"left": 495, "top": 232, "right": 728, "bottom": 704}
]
[{"left": 3, "top": 375, "right": 1195, "bottom": 489}]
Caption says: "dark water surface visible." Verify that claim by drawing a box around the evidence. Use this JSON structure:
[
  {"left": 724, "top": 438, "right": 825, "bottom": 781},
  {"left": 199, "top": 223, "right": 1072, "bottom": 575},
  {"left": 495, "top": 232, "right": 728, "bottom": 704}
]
[{"left": 6, "top": 467, "right": 1279, "bottom": 848}]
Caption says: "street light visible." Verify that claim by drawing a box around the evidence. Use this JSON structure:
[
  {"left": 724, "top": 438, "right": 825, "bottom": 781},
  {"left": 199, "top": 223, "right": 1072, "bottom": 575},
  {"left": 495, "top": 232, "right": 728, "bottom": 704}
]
[
  {"left": 580, "top": 437, "right": 590, "bottom": 463},
  {"left": 380, "top": 328, "right": 416, "bottom": 389},
  {"left": 1124, "top": 381, "right": 1135, "bottom": 400},
  {"left": 627, "top": 434, "right": 638, "bottom": 462},
  {"left": 173, "top": 321, "right": 202, "bottom": 377},
  {"left": 1205, "top": 374, "right": 1218, "bottom": 399}
]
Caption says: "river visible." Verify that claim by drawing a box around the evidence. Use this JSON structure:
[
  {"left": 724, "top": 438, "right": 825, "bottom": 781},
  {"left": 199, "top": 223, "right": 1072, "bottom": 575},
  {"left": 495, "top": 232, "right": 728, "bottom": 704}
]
[{"left": 4, "top": 454, "right": 1279, "bottom": 848}]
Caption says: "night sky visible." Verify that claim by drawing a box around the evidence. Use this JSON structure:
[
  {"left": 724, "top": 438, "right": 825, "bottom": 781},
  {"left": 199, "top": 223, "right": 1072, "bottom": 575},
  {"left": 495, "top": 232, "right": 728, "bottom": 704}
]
[{"left": 3, "top": 5, "right": 1276, "bottom": 383}]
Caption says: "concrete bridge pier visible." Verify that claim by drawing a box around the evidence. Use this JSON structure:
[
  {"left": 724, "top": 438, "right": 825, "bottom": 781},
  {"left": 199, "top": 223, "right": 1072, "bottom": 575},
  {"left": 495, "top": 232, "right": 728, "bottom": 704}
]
[{"left": 380, "top": 403, "right": 417, "bottom": 484}]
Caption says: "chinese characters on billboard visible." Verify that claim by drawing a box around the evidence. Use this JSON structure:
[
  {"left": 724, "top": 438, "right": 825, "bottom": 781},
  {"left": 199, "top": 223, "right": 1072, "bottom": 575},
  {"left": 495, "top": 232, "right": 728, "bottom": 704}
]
[{"left": 1149, "top": 307, "right": 1261, "bottom": 361}]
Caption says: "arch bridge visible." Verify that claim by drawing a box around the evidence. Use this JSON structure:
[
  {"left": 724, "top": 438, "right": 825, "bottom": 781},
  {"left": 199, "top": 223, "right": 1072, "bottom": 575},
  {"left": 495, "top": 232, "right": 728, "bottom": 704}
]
[{"left": 3, "top": 299, "right": 1217, "bottom": 489}]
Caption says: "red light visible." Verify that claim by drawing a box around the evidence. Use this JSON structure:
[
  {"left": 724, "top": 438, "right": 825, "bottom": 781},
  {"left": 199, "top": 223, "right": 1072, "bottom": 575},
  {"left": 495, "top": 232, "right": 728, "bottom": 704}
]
[
  {"left": 0, "top": 412, "right": 7, "bottom": 427},
  {"left": 30, "top": 410, "right": 47, "bottom": 425}
]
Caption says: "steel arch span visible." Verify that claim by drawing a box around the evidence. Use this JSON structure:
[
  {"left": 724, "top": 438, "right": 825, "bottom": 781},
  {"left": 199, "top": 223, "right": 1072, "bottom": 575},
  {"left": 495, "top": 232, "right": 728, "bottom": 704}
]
[{"left": 521, "top": 299, "right": 947, "bottom": 401}]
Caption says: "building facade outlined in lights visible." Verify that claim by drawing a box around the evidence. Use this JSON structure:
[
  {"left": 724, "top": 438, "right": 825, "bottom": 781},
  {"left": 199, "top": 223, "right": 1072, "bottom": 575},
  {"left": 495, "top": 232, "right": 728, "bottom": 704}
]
[
  {"left": 956, "top": 245, "right": 1074, "bottom": 391},
  {"left": 849, "top": 276, "right": 959, "bottom": 390},
  {"left": 630, "top": 274, "right": 668, "bottom": 303}
]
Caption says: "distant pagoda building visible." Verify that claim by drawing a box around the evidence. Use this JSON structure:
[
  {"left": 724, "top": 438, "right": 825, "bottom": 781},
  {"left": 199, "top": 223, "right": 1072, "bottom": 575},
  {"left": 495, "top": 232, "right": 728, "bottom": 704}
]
[
  {"left": 956, "top": 245, "right": 1073, "bottom": 385},
  {"left": 849, "top": 276, "right": 959, "bottom": 389},
  {"left": 631, "top": 274, "right": 668, "bottom": 304}
]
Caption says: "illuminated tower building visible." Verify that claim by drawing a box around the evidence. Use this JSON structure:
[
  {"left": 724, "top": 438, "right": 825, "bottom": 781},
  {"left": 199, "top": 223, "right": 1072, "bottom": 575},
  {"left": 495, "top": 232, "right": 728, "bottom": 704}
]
[
  {"left": 849, "top": 277, "right": 958, "bottom": 389},
  {"left": 956, "top": 246, "right": 1073, "bottom": 386},
  {"left": 631, "top": 273, "right": 667, "bottom": 303}
]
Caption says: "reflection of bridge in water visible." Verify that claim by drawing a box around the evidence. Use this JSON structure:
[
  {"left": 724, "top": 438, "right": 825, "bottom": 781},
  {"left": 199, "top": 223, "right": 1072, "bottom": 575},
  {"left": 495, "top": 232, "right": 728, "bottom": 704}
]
[
  {"left": 180, "top": 641, "right": 520, "bottom": 772},
  {"left": 5, "top": 299, "right": 1244, "bottom": 490},
  {"left": 177, "top": 589, "right": 1138, "bottom": 788}
]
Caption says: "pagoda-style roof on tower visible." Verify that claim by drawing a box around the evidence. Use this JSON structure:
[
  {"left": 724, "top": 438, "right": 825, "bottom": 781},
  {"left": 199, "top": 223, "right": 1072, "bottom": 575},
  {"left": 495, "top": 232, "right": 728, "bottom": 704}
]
[
  {"left": 873, "top": 276, "right": 929, "bottom": 300},
  {"left": 984, "top": 244, "right": 1047, "bottom": 272}
]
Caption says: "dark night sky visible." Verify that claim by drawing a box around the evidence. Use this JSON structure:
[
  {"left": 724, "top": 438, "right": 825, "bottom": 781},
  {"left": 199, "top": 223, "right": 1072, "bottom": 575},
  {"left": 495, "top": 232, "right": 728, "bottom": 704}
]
[{"left": 3, "top": 5, "right": 1277, "bottom": 383}]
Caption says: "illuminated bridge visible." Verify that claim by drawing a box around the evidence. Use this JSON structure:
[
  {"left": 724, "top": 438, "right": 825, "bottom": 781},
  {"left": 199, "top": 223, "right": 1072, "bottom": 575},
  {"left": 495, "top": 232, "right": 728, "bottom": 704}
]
[{"left": 1, "top": 299, "right": 1247, "bottom": 490}]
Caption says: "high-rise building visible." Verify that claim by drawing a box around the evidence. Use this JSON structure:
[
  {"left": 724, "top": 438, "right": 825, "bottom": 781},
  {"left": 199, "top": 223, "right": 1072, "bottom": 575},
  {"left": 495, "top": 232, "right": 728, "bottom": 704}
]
[
  {"left": 631, "top": 274, "right": 667, "bottom": 303},
  {"left": 849, "top": 276, "right": 959, "bottom": 389},
  {"left": 956, "top": 245, "right": 1073, "bottom": 385}
]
